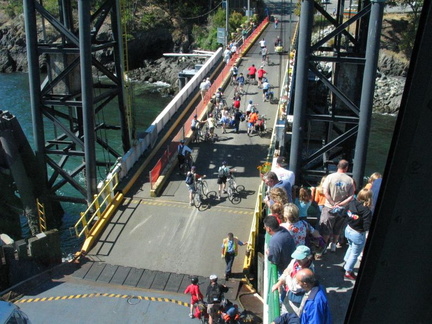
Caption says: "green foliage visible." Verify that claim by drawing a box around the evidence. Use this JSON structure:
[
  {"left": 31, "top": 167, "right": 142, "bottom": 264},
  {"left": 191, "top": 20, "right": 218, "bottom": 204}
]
[
  {"left": 192, "top": 25, "right": 220, "bottom": 50},
  {"left": 140, "top": 9, "right": 170, "bottom": 30},
  {"left": 387, "top": 0, "right": 423, "bottom": 57},
  {"left": 229, "top": 11, "right": 246, "bottom": 31},
  {"left": 212, "top": 8, "right": 227, "bottom": 27},
  {"left": 399, "top": 15, "right": 418, "bottom": 57},
  {"left": 2, "top": 1, "right": 23, "bottom": 18}
]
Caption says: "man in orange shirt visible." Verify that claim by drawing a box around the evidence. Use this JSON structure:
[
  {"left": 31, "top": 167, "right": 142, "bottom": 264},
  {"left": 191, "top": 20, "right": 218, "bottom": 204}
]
[{"left": 247, "top": 110, "right": 259, "bottom": 136}]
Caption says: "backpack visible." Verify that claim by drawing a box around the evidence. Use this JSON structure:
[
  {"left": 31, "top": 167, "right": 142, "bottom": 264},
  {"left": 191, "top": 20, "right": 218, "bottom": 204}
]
[
  {"left": 208, "top": 284, "right": 222, "bottom": 303},
  {"left": 185, "top": 173, "right": 194, "bottom": 185},
  {"left": 218, "top": 166, "right": 227, "bottom": 178}
]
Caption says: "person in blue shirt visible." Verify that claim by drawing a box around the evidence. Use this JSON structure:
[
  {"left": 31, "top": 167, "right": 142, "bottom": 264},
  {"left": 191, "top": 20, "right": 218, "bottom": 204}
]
[
  {"left": 221, "top": 233, "right": 248, "bottom": 280},
  {"left": 263, "top": 171, "right": 293, "bottom": 203},
  {"left": 296, "top": 268, "right": 332, "bottom": 324}
]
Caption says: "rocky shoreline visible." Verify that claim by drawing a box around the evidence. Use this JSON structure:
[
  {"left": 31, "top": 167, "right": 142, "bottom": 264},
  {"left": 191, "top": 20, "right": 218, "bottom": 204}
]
[{"left": 0, "top": 15, "right": 408, "bottom": 114}]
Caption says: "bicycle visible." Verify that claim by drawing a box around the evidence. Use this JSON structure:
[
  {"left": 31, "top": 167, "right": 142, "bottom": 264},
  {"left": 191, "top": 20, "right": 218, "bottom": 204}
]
[
  {"left": 226, "top": 174, "right": 245, "bottom": 203},
  {"left": 193, "top": 124, "right": 206, "bottom": 143},
  {"left": 193, "top": 177, "right": 208, "bottom": 208},
  {"left": 180, "top": 152, "right": 194, "bottom": 175},
  {"left": 255, "top": 115, "right": 269, "bottom": 137},
  {"left": 203, "top": 126, "right": 219, "bottom": 143},
  {"left": 245, "top": 74, "right": 257, "bottom": 86}
]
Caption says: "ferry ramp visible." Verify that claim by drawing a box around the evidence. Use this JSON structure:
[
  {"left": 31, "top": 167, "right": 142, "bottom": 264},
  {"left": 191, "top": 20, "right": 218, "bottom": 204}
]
[{"left": 87, "top": 23, "right": 286, "bottom": 282}]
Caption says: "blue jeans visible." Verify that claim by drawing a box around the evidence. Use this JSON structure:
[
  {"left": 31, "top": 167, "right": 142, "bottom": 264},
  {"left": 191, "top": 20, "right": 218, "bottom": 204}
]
[
  {"left": 225, "top": 253, "right": 235, "bottom": 275},
  {"left": 343, "top": 226, "right": 366, "bottom": 272}
]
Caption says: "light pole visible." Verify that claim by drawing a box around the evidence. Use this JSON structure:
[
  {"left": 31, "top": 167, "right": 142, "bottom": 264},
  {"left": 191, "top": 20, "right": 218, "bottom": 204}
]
[{"left": 225, "top": 0, "right": 229, "bottom": 46}]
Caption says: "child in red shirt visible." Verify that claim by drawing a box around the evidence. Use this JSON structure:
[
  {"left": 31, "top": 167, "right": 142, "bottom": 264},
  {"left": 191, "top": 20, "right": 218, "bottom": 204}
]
[{"left": 184, "top": 277, "right": 203, "bottom": 318}]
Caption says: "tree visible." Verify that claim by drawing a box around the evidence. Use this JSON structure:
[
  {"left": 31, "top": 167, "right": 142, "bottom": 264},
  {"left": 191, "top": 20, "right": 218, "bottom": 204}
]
[{"left": 387, "top": 0, "right": 424, "bottom": 57}]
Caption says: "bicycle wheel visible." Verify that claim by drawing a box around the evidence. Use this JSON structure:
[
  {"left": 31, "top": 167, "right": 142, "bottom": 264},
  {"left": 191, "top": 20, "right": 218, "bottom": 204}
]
[
  {"left": 193, "top": 191, "right": 202, "bottom": 208},
  {"left": 201, "top": 181, "right": 209, "bottom": 196},
  {"left": 227, "top": 186, "right": 234, "bottom": 199},
  {"left": 235, "top": 185, "right": 245, "bottom": 192}
]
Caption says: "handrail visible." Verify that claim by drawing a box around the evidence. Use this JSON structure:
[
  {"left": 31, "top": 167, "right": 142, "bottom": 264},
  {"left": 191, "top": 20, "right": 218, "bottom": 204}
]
[
  {"left": 74, "top": 163, "right": 121, "bottom": 238},
  {"left": 149, "top": 17, "right": 270, "bottom": 191}
]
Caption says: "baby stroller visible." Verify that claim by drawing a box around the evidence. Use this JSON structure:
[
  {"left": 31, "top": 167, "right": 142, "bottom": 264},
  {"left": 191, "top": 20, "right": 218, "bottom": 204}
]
[{"left": 193, "top": 300, "right": 209, "bottom": 323}]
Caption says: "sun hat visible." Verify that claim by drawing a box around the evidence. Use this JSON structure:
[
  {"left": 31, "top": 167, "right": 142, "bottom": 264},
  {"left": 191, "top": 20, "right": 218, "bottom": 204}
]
[{"left": 291, "top": 245, "right": 311, "bottom": 260}]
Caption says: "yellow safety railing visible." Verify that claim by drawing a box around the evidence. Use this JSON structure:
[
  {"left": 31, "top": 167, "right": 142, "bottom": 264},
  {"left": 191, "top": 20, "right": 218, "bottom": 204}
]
[
  {"left": 36, "top": 198, "right": 47, "bottom": 233},
  {"left": 243, "top": 182, "right": 264, "bottom": 271},
  {"left": 74, "top": 170, "right": 120, "bottom": 238}
]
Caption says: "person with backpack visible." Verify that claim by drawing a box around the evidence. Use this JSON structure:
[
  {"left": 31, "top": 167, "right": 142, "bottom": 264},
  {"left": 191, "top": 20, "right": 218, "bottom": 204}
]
[
  {"left": 178, "top": 140, "right": 192, "bottom": 173},
  {"left": 184, "top": 276, "right": 203, "bottom": 318},
  {"left": 206, "top": 274, "right": 228, "bottom": 324},
  {"left": 217, "top": 161, "right": 232, "bottom": 199},
  {"left": 185, "top": 166, "right": 204, "bottom": 206},
  {"left": 221, "top": 233, "right": 249, "bottom": 280}
]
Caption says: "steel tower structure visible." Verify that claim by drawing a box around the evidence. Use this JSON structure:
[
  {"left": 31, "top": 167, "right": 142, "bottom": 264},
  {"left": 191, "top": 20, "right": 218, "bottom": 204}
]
[
  {"left": 23, "top": 0, "right": 130, "bottom": 208},
  {"left": 289, "top": 0, "right": 385, "bottom": 187}
]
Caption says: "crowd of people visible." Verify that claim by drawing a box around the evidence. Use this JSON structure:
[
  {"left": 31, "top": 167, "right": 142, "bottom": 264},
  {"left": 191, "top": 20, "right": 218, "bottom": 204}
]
[{"left": 262, "top": 155, "right": 382, "bottom": 323}]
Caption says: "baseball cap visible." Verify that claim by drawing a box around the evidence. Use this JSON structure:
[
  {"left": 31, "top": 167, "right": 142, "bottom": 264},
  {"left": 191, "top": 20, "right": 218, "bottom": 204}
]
[
  {"left": 222, "top": 161, "right": 227, "bottom": 165},
  {"left": 291, "top": 245, "right": 311, "bottom": 260},
  {"left": 276, "top": 156, "right": 286, "bottom": 165},
  {"left": 209, "top": 274, "right": 218, "bottom": 280}
]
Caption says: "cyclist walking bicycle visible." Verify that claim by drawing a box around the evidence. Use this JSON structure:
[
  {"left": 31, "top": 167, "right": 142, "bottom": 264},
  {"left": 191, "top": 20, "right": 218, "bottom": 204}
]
[
  {"left": 178, "top": 140, "right": 193, "bottom": 174},
  {"left": 185, "top": 166, "right": 207, "bottom": 207},
  {"left": 235, "top": 73, "right": 245, "bottom": 95}
]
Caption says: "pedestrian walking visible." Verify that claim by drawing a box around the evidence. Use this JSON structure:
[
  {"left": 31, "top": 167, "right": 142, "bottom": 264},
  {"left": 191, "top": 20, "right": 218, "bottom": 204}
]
[
  {"left": 221, "top": 233, "right": 248, "bottom": 280},
  {"left": 217, "top": 161, "right": 231, "bottom": 199},
  {"left": 184, "top": 276, "right": 203, "bottom": 318},
  {"left": 206, "top": 275, "right": 228, "bottom": 324}
]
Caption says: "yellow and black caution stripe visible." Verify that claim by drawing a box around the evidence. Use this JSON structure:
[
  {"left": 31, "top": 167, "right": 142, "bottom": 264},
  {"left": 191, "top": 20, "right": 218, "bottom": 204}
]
[{"left": 15, "top": 293, "right": 189, "bottom": 307}]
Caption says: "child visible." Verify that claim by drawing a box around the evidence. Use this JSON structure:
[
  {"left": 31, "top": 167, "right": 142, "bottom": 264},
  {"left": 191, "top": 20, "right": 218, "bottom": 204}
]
[
  {"left": 311, "top": 176, "right": 327, "bottom": 212},
  {"left": 184, "top": 276, "right": 203, "bottom": 318},
  {"left": 294, "top": 187, "right": 312, "bottom": 219}
]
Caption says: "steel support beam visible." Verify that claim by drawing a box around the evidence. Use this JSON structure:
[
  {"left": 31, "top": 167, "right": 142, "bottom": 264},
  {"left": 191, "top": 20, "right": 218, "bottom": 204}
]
[
  {"left": 352, "top": 0, "right": 385, "bottom": 188},
  {"left": 23, "top": 0, "right": 131, "bottom": 208},
  {"left": 288, "top": 0, "right": 383, "bottom": 187},
  {"left": 289, "top": 0, "right": 314, "bottom": 180},
  {"left": 346, "top": 2, "right": 432, "bottom": 322}
]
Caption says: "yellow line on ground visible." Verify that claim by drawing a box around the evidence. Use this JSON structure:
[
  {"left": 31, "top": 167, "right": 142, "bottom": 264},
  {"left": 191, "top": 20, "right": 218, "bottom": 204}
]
[
  {"left": 125, "top": 198, "right": 254, "bottom": 215},
  {"left": 15, "top": 294, "right": 189, "bottom": 307}
]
